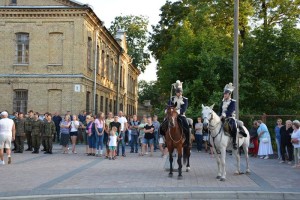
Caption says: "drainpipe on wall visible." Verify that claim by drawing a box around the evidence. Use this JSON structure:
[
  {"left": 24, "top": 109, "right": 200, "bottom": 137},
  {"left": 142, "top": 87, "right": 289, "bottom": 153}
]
[
  {"left": 93, "top": 30, "right": 98, "bottom": 115},
  {"left": 116, "top": 49, "right": 122, "bottom": 113}
]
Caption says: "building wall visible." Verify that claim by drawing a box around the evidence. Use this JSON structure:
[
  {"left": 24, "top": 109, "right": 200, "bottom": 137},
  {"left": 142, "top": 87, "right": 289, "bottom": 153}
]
[{"left": 0, "top": 0, "right": 140, "bottom": 115}]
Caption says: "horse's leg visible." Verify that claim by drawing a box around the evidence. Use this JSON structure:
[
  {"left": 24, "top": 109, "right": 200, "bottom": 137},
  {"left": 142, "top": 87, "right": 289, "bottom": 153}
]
[
  {"left": 186, "top": 147, "right": 191, "bottom": 172},
  {"left": 169, "top": 148, "right": 173, "bottom": 177},
  {"left": 233, "top": 147, "right": 241, "bottom": 175},
  {"left": 177, "top": 147, "right": 183, "bottom": 179},
  {"left": 220, "top": 147, "right": 227, "bottom": 181},
  {"left": 214, "top": 149, "right": 222, "bottom": 179},
  {"left": 243, "top": 141, "right": 251, "bottom": 174}
]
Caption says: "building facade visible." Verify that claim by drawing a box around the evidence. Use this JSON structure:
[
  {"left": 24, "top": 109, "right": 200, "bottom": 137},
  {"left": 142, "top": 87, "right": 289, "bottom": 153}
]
[{"left": 0, "top": 0, "right": 140, "bottom": 116}]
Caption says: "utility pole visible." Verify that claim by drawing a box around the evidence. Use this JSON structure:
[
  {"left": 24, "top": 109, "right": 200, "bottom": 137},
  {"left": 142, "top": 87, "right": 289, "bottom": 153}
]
[{"left": 233, "top": 0, "right": 239, "bottom": 119}]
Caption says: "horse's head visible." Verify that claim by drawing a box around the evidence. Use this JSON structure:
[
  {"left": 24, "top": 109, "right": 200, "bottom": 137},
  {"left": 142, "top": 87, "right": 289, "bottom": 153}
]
[
  {"left": 166, "top": 103, "right": 178, "bottom": 127},
  {"left": 201, "top": 104, "right": 215, "bottom": 128}
]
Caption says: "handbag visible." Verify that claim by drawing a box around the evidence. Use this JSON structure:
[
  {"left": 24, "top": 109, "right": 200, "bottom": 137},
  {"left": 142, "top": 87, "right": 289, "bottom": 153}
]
[{"left": 261, "top": 138, "right": 269, "bottom": 143}]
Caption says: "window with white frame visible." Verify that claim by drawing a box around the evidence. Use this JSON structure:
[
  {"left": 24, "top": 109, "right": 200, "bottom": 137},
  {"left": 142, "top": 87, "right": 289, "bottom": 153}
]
[{"left": 15, "top": 33, "right": 29, "bottom": 64}]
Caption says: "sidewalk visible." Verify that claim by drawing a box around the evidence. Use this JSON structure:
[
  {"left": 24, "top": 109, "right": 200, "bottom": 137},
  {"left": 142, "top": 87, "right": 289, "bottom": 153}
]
[{"left": 0, "top": 144, "right": 299, "bottom": 199}]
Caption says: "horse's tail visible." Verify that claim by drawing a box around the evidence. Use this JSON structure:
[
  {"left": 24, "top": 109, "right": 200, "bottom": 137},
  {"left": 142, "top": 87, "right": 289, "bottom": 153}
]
[{"left": 183, "top": 146, "right": 189, "bottom": 165}]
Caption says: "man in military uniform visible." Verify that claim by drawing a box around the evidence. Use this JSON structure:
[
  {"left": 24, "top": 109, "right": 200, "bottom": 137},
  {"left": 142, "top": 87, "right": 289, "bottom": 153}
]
[
  {"left": 15, "top": 112, "right": 26, "bottom": 153},
  {"left": 31, "top": 113, "right": 44, "bottom": 154},
  {"left": 160, "top": 80, "right": 190, "bottom": 147},
  {"left": 42, "top": 114, "right": 56, "bottom": 154},
  {"left": 25, "top": 110, "right": 34, "bottom": 151},
  {"left": 218, "top": 83, "right": 246, "bottom": 150}
]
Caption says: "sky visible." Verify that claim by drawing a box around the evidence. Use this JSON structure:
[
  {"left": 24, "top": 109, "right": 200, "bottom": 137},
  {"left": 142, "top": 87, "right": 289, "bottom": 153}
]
[{"left": 76, "top": 0, "right": 174, "bottom": 82}]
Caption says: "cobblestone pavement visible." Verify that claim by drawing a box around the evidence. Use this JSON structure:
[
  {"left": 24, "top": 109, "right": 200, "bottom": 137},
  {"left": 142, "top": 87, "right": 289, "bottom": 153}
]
[{"left": 0, "top": 144, "right": 299, "bottom": 199}]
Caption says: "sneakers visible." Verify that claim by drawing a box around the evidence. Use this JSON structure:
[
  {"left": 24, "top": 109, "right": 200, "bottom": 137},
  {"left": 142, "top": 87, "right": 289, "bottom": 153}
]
[
  {"left": 279, "top": 161, "right": 285, "bottom": 163},
  {"left": 0, "top": 160, "right": 5, "bottom": 165},
  {"left": 264, "top": 156, "right": 269, "bottom": 159},
  {"left": 259, "top": 156, "right": 264, "bottom": 159},
  {"left": 287, "top": 161, "right": 292, "bottom": 165}
]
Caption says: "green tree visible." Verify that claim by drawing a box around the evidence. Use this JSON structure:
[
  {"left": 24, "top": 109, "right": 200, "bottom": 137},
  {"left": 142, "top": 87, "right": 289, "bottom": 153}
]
[{"left": 109, "top": 15, "right": 150, "bottom": 72}]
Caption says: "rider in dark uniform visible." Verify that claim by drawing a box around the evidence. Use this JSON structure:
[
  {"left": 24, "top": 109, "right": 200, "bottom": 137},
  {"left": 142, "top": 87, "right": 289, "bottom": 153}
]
[
  {"left": 160, "top": 80, "right": 190, "bottom": 147},
  {"left": 218, "top": 83, "right": 246, "bottom": 150}
]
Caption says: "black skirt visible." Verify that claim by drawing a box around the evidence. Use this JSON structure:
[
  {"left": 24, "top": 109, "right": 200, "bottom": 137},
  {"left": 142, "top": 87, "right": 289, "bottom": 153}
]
[{"left": 61, "top": 133, "right": 70, "bottom": 146}]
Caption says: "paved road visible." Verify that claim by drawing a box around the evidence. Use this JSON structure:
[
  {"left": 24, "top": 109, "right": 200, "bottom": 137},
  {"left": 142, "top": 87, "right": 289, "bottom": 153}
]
[{"left": 0, "top": 144, "right": 299, "bottom": 199}]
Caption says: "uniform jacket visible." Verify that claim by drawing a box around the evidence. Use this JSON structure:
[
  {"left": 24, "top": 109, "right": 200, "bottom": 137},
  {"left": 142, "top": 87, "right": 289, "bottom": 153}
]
[
  {"left": 43, "top": 121, "right": 56, "bottom": 137},
  {"left": 168, "top": 96, "right": 188, "bottom": 115},
  {"left": 31, "top": 120, "right": 43, "bottom": 136},
  {"left": 218, "top": 99, "right": 236, "bottom": 118},
  {"left": 15, "top": 118, "right": 26, "bottom": 136},
  {"left": 25, "top": 117, "right": 34, "bottom": 132}
]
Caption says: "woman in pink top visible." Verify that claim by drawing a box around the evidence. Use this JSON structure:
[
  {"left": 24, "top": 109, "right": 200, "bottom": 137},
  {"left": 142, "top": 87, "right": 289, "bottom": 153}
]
[{"left": 95, "top": 112, "right": 105, "bottom": 157}]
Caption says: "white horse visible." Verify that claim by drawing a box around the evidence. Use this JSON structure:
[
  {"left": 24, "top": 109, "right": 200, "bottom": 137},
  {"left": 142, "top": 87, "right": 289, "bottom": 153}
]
[{"left": 201, "top": 104, "right": 250, "bottom": 181}]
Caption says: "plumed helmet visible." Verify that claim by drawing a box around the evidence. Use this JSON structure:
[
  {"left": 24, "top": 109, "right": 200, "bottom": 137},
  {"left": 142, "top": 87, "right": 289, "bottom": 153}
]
[
  {"left": 173, "top": 80, "right": 183, "bottom": 93},
  {"left": 223, "top": 83, "right": 235, "bottom": 94}
]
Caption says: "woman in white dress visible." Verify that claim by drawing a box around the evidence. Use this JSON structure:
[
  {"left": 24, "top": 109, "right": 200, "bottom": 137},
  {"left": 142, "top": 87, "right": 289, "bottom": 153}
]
[{"left": 257, "top": 120, "right": 273, "bottom": 159}]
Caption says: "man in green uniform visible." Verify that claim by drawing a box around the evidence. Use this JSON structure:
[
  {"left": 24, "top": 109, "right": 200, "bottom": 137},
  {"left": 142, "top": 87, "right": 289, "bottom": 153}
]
[
  {"left": 15, "top": 112, "right": 26, "bottom": 153},
  {"left": 25, "top": 110, "right": 34, "bottom": 151},
  {"left": 31, "top": 113, "right": 43, "bottom": 154},
  {"left": 42, "top": 114, "right": 56, "bottom": 154}
]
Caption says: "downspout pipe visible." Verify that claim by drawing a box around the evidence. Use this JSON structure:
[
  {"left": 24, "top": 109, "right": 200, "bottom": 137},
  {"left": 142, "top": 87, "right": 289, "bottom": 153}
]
[
  {"left": 116, "top": 49, "right": 123, "bottom": 114},
  {"left": 93, "top": 30, "right": 98, "bottom": 115}
]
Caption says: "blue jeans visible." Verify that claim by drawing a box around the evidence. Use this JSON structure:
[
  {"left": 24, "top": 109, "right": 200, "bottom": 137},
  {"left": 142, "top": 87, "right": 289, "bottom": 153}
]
[
  {"left": 117, "top": 132, "right": 125, "bottom": 155},
  {"left": 130, "top": 134, "right": 138, "bottom": 153},
  {"left": 88, "top": 134, "right": 96, "bottom": 149},
  {"left": 95, "top": 128, "right": 104, "bottom": 150},
  {"left": 276, "top": 138, "right": 281, "bottom": 158},
  {"left": 195, "top": 134, "right": 203, "bottom": 151},
  {"left": 154, "top": 131, "right": 158, "bottom": 150}
]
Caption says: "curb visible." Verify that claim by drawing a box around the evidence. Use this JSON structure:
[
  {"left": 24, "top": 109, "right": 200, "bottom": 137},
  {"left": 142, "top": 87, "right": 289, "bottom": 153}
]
[{"left": 0, "top": 191, "right": 299, "bottom": 200}]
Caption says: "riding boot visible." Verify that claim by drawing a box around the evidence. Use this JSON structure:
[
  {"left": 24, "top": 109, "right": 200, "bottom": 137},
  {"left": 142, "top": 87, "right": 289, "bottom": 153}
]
[{"left": 232, "top": 132, "right": 237, "bottom": 150}]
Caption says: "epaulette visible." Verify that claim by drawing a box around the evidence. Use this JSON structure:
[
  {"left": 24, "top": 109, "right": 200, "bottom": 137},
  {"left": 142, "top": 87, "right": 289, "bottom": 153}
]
[{"left": 183, "top": 97, "right": 188, "bottom": 100}]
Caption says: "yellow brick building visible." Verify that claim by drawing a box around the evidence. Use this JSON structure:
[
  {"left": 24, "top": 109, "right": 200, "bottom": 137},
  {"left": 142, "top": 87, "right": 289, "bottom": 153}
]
[{"left": 0, "top": 0, "right": 140, "bottom": 116}]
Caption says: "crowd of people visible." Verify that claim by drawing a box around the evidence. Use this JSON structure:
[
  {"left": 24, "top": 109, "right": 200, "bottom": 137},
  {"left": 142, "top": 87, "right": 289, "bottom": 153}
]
[
  {"left": 0, "top": 109, "right": 169, "bottom": 165},
  {"left": 1, "top": 108, "right": 300, "bottom": 169},
  {"left": 248, "top": 118, "right": 300, "bottom": 168}
]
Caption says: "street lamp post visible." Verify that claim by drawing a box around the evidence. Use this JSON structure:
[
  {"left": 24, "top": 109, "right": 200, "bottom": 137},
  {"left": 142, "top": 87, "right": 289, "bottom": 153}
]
[{"left": 233, "top": 0, "right": 239, "bottom": 119}]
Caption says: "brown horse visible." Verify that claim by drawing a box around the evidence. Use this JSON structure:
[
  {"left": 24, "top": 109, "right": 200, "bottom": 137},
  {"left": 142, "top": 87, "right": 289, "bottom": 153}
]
[{"left": 165, "top": 104, "right": 191, "bottom": 179}]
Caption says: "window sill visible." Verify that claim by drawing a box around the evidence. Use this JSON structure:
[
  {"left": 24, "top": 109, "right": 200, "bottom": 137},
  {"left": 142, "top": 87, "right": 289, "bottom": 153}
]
[
  {"left": 48, "top": 64, "right": 62, "bottom": 66},
  {"left": 13, "top": 63, "right": 29, "bottom": 66}
]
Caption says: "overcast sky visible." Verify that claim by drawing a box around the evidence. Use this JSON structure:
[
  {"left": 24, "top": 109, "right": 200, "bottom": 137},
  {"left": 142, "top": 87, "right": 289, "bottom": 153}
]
[{"left": 76, "top": 0, "right": 175, "bottom": 82}]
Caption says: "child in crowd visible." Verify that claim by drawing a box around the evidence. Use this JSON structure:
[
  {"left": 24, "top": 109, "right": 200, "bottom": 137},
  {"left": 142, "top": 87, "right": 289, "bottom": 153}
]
[{"left": 108, "top": 127, "right": 118, "bottom": 160}]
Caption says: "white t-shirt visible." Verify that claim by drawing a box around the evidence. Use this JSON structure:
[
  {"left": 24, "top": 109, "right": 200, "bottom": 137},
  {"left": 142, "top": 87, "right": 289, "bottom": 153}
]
[
  {"left": 70, "top": 121, "right": 80, "bottom": 132},
  {"left": 118, "top": 116, "right": 128, "bottom": 132},
  {"left": 195, "top": 122, "right": 203, "bottom": 135},
  {"left": 0, "top": 118, "right": 14, "bottom": 136},
  {"left": 109, "top": 135, "right": 117, "bottom": 146}
]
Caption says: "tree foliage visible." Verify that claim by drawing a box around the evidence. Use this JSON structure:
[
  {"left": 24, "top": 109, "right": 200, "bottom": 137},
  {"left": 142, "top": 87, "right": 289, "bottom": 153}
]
[
  {"left": 146, "top": 0, "right": 300, "bottom": 118},
  {"left": 109, "top": 15, "right": 150, "bottom": 72}
]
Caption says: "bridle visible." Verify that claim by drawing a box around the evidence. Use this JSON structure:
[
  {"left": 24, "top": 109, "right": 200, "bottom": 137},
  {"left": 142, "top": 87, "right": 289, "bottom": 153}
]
[
  {"left": 167, "top": 107, "right": 183, "bottom": 144},
  {"left": 203, "top": 108, "right": 223, "bottom": 154}
]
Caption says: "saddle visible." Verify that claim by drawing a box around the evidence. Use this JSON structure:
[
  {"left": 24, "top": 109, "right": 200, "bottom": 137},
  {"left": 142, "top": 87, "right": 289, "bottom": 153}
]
[{"left": 223, "top": 119, "right": 247, "bottom": 138}]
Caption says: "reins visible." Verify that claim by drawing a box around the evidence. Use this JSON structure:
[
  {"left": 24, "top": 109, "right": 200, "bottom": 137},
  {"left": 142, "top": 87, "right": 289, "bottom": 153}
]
[{"left": 167, "top": 116, "right": 183, "bottom": 144}]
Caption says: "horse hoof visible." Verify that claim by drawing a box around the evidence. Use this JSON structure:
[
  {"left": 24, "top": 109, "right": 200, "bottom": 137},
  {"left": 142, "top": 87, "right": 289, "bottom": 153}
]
[
  {"left": 178, "top": 175, "right": 183, "bottom": 180},
  {"left": 220, "top": 178, "right": 226, "bottom": 181},
  {"left": 169, "top": 173, "right": 173, "bottom": 177},
  {"left": 216, "top": 176, "right": 221, "bottom": 179}
]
